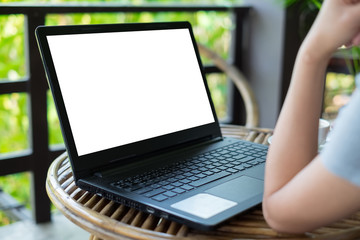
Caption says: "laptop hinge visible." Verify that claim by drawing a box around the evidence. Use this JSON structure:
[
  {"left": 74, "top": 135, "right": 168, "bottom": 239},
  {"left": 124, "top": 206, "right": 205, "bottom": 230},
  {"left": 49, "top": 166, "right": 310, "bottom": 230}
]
[{"left": 94, "top": 135, "right": 223, "bottom": 178}]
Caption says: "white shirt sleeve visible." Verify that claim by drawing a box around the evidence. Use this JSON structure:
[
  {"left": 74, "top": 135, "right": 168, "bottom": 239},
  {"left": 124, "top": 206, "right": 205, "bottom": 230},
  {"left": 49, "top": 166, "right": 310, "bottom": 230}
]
[{"left": 320, "top": 76, "right": 360, "bottom": 187}]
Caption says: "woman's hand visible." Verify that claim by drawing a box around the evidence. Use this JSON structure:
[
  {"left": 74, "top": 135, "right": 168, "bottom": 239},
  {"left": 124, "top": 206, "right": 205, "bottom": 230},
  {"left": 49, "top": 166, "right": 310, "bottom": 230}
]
[{"left": 302, "top": 0, "right": 360, "bottom": 60}]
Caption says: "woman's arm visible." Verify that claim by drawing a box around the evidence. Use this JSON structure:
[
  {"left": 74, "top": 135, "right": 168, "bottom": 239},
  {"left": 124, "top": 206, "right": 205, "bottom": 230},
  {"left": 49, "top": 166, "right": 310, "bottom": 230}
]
[
  {"left": 263, "top": 0, "right": 360, "bottom": 233},
  {"left": 264, "top": 156, "right": 360, "bottom": 233}
]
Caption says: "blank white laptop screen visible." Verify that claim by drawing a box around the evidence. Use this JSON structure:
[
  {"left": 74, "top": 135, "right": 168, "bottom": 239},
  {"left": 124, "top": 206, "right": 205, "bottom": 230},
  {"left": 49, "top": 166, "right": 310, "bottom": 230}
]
[{"left": 47, "top": 29, "right": 215, "bottom": 156}]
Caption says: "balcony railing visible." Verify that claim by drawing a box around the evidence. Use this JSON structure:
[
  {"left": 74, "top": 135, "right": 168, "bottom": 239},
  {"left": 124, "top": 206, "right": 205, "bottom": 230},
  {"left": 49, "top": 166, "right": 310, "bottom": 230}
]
[{"left": 0, "top": 3, "right": 250, "bottom": 223}]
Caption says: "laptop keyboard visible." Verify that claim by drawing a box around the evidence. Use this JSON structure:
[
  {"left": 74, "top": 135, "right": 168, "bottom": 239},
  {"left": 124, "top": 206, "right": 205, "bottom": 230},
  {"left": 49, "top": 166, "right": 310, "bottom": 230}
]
[{"left": 111, "top": 141, "right": 267, "bottom": 202}]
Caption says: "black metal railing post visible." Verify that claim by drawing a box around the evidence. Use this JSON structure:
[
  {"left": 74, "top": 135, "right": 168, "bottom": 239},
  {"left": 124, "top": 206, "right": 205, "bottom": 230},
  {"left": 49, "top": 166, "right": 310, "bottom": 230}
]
[
  {"left": 26, "top": 11, "right": 51, "bottom": 223},
  {"left": 229, "top": 8, "right": 250, "bottom": 125}
]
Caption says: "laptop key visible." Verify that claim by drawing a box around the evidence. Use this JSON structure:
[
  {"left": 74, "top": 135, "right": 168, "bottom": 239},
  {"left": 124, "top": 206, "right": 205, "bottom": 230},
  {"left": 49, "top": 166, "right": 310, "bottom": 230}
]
[
  {"left": 224, "top": 163, "right": 235, "bottom": 168},
  {"left": 188, "top": 176, "right": 199, "bottom": 181},
  {"left": 203, "top": 171, "right": 214, "bottom": 176},
  {"left": 189, "top": 172, "right": 231, "bottom": 187},
  {"left": 152, "top": 194, "right": 168, "bottom": 202},
  {"left": 212, "top": 162, "right": 222, "bottom": 167},
  {"left": 226, "top": 168, "right": 239, "bottom": 174},
  {"left": 247, "top": 160, "right": 259, "bottom": 165},
  {"left": 143, "top": 188, "right": 166, "bottom": 198},
  {"left": 217, "top": 166, "right": 227, "bottom": 171},
  {"left": 172, "top": 188, "right": 186, "bottom": 194},
  {"left": 134, "top": 187, "right": 153, "bottom": 194},
  {"left": 182, "top": 172, "right": 191, "bottom": 177},
  {"left": 163, "top": 191, "right": 177, "bottom": 197},
  {"left": 158, "top": 180, "right": 171, "bottom": 186},
  {"left": 234, "top": 165, "right": 245, "bottom": 171},
  {"left": 241, "top": 156, "right": 256, "bottom": 163},
  {"left": 148, "top": 181, "right": 159, "bottom": 186},
  {"left": 171, "top": 182, "right": 183, "bottom": 187},
  {"left": 181, "top": 184, "right": 194, "bottom": 191},
  {"left": 163, "top": 185, "right": 175, "bottom": 191},
  {"left": 196, "top": 173, "right": 207, "bottom": 178},
  {"left": 211, "top": 168, "right": 221, "bottom": 173},
  {"left": 179, "top": 179, "right": 191, "bottom": 184},
  {"left": 233, "top": 154, "right": 246, "bottom": 159},
  {"left": 191, "top": 170, "right": 201, "bottom": 174}
]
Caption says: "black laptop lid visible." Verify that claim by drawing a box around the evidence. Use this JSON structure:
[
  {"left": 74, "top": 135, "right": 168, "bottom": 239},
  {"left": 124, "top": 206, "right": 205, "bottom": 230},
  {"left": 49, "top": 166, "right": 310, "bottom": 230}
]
[{"left": 36, "top": 22, "right": 221, "bottom": 179}]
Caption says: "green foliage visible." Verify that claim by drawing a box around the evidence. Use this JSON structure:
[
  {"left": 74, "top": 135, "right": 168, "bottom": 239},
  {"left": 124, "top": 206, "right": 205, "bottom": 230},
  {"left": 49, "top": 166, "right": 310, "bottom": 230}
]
[
  {"left": 207, "top": 74, "right": 228, "bottom": 119},
  {"left": 345, "top": 47, "right": 360, "bottom": 76},
  {"left": 0, "top": 172, "right": 30, "bottom": 226},
  {"left": 0, "top": 211, "right": 14, "bottom": 227},
  {"left": 0, "top": 15, "right": 26, "bottom": 81},
  {"left": 0, "top": 93, "right": 29, "bottom": 153},
  {"left": 323, "top": 72, "right": 355, "bottom": 119},
  {"left": 0, "top": 15, "right": 29, "bottom": 154},
  {"left": 47, "top": 91, "right": 64, "bottom": 145},
  {"left": 0, "top": 173, "right": 31, "bottom": 208},
  {"left": 281, "top": 0, "right": 322, "bottom": 9}
]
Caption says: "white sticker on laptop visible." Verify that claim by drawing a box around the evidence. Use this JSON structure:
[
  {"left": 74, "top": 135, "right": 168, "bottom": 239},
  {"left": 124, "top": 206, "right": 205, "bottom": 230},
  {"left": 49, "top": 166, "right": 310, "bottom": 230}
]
[{"left": 171, "top": 193, "right": 237, "bottom": 219}]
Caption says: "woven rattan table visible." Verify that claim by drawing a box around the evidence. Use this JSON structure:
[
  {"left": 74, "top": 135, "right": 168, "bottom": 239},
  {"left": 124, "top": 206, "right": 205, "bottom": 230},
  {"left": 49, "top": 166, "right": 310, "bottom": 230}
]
[{"left": 46, "top": 125, "right": 360, "bottom": 240}]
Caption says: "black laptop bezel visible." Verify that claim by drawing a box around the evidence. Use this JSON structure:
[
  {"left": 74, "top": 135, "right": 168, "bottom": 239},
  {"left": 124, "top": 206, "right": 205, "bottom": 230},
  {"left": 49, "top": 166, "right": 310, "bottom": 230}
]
[{"left": 36, "top": 21, "right": 222, "bottom": 180}]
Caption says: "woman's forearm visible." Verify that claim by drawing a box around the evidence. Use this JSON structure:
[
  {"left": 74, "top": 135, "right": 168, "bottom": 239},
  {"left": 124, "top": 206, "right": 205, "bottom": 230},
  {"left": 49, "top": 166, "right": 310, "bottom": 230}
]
[{"left": 264, "top": 44, "right": 330, "bottom": 196}]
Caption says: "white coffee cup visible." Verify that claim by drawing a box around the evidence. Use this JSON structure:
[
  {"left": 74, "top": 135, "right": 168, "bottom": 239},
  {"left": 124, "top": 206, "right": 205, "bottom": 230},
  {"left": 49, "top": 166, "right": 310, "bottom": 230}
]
[
  {"left": 268, "top": 118, "right": 331, "bottom": 145},
  {"left": 318, "top": 118, "right": 330, "bottom": 145}
]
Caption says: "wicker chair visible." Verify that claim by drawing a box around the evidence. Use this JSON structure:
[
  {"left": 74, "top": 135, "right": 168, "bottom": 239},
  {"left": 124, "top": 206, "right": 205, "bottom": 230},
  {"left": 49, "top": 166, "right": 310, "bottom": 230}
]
[{"left": 197, "top": 43, "right": 259, "bottom": 128}]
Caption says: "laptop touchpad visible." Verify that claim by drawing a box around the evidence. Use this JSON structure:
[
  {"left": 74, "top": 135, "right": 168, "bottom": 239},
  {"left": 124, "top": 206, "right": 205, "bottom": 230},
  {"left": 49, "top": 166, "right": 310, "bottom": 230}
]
[
  {"left": 171, "top": 176, "right": 263, "bottom": 219},
  {"left": 171, "top": 193, "right": 237, "bottom": 219},
  {"left": 205, "top": 175, "right": 264, "bottom": 202}
]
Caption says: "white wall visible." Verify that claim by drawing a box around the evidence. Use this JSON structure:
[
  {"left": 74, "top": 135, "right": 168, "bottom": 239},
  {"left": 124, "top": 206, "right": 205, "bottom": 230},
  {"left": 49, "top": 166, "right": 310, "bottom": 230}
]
[{"left": 241, "top": 0, "right": 285, "bottom": 128}]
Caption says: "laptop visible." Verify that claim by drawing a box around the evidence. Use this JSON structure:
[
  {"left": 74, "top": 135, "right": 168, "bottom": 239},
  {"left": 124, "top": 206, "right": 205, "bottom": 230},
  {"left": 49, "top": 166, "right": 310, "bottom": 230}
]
[{"left": 35, "top": 21, "right": 268, "bottom": 230}]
